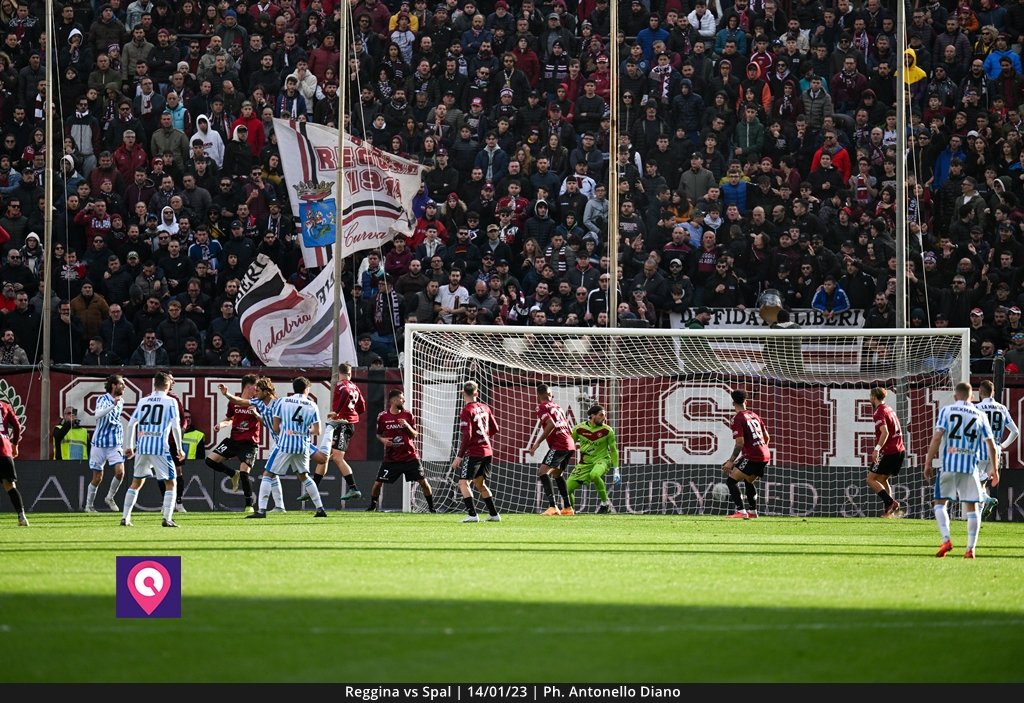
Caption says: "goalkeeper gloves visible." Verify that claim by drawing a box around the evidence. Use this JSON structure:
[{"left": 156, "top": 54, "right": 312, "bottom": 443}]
[{"left": 612, "top": 469, "right": 621, "bottom": 485}]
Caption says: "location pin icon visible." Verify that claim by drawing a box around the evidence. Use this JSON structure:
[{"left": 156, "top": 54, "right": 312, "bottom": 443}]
[{"left": 127, "top": 561, "right": 172, "bottom": 615}]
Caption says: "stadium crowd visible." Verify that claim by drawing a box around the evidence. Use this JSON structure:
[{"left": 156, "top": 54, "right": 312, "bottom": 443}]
[{"left": 0, "top": 0, "right": 1022, "bottom": 370}]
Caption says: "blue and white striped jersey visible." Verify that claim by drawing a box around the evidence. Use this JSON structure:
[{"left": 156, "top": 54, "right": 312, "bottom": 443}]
[
  {"left": 273, "top": 394, "right": 320, "bottom": 454},
  {"left": 91, "top": 393, "right": 124, "bottom": 448},
  {"left": 250, "top": 397, "right": 281, "bottom": 441},
  {"left": 934, "top": 400, "right": 994, "bottom": 474},
  {"left": 975, "top": 398, "right": 1019, "bottom": 449},
  {"left": 128, "top": 391, "right": 183, "bottom": 456}
]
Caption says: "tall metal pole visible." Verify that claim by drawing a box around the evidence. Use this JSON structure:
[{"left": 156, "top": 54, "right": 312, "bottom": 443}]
[
  {"left": 40, "top": 0, "right": 54, "bottom": 458},
  {"left": 330, "top": 3, "right": 350, "bottom": 389},
  {"left": 895, "top": 1, "right": 907, "bottom": 328},
  {"left": 606, "top": 4, "right": 619, "bottom": 328},
  {"left": 895, "top": 5, "right": 910, "bottom": 447}
]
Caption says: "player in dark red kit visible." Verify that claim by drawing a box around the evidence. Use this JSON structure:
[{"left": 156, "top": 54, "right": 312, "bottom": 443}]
[
  {"left": 303, "top": 362, "right": 365, "bottom": 504},
  {"left": 366, "top": 390, "right": 435, "bottom": 513},
  {"left": 723, "top": 389, "right": 771, "bottom": 519},
  {"left": 451, "top": 381, "right": 501, "bottom": 523},
  {"left": 867, "top": 386, "right": 906, "bottom": 518},
  {"left": 206, "top": 373, "right": 261, "bottom": 513},
  {"left": 0, "top": 397, "right": 27, "bottom": 525},
  {"left": 528, "top": 383, "right": 577, "bottom": 515}
]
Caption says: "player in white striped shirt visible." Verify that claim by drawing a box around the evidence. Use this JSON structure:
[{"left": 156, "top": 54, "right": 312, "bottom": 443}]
[
  {"left": 85, "top": 375, "right": 127, "bottom": 513},
  {"left": 221, "top": 377, "right": 333, "bottom": 512},
  {"left": 248, "top": 377, "right": 326, "bottom": 518},
  {"left": 924, "top": 382, "right": 1000, "bottom": 559},
  {"left": 975, "top": 380, "right": 1019, "bottom": 518},
  {"left": 121, "top": 372, "right": 186, "bottom": 527}
]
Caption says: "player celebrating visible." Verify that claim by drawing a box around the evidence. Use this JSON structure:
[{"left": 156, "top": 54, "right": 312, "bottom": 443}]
[
  {"left": 867, "top": 387, "right": 906, "bottom": 518},
  {"left": 451, "top": 381, "right": 500, "bottom": 523},
  {"left": 0, "top": 393, "right": 27, "bottom": 525},
  {"left": 85, "top": 374, "right": 127, "bottom": 513},
  {"left": 206, "top": 373, "right": 261, "bottom": 513},
  {"left": 528, "top": 383, "right": 577, "bottom": 515},
  {"left": 924, "top": 382, "right": 999, "bottom": 558},
  {"left": 722, "top": 389, "right": 771, "bottom": 519},
  {"left": 122, "top": 372, "right": 186, "bottom": 527},
  {"left": 569, "top": 405, "right": 621, "bottom": 514},
  {"left": 975, "top": 380, "right": 1019, "bottom": 519},
  {"left": 300, "top": 363, "right": 365, "bottom": 504},
  {"left": 366, "top": 390, "right": 436, "bottom": 513},
  {"left": 249, "top": 377, "right": 327, "bottom": 518}
]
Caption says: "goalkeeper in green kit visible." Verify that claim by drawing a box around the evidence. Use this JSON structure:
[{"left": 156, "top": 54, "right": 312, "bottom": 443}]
[{"left": 568, "top": 405, "right": 620, "bottom": 514}]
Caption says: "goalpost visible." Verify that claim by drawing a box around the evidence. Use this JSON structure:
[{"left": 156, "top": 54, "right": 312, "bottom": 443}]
[{"left": 403, "top": 325, "right": 969, "bottom": 518}]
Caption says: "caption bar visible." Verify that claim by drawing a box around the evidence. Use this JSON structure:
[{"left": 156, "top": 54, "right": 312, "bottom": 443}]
[{"left": 342, "top": 686, "right": 690, "bottom": 702}]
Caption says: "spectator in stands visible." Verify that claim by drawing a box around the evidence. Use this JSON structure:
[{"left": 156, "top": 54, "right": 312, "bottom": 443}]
[{"left": 811, "top": 276, "right": 852, "bottom": 320}]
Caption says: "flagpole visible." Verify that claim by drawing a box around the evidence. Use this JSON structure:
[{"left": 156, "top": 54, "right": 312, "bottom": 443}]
[
  {"left": 40, "top": 0, "right": 54, "bottom": 458},
  {"left": 331, "top": 2, "right": 350, "bottom": 389}
]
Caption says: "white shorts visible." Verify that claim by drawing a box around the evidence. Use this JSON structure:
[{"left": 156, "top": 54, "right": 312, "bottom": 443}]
[
  {"left": 268, "top": 452, "right": 310, "bottom": 476},
  {"left": 976, "top": 450, "right": 1001, "bottom": 480},
  {"left": 935, "top": 471, "right": 983, "bottom": 504},
  {"left": 317, "top": 424, "right": 336, "bottom": 454},
  {"left": 266, "top": 443, "right": 319, "bottom": 473},
  {"left": 89, "top": 446, "right": 124, "bottom": 472},
  {"left": 133, "top": 453, "right": 176, "bottom": 482}
]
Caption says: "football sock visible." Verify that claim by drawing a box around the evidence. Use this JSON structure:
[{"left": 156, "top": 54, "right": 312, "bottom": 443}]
[
  {"left": 86, "top": 483, "right": 97, "bottom": 509},
  {"left": 205, "top": 458, "right": 234, "bottom": 476},
  {"left": 302, "top": 477, "right": 323, "bottom": 509},
  {"left": 539, "top": 475, "right": 556, "bottom": 507},
  {"left": 106, "top": 476, "right": 121, "bottom": 500},
  {"left": 878, "top": 489, "right": 893, "bottom": 507},
  {"left": 726, "top": 477, "right": 743, "bottom": 510},
  {"left": 343, "top": 474, "right": 358, "bottom": 489},
  {"left": 123, "top": 488, "right": 139, "bottom": 519},
  {"left": 424, "top": 491, "right": 436, "bottom": 512},
  {"left": 966, "top": 512, "right": 980, "bottom": 550},
  {"left": 934, "top": 504, "right": 951, "bottom": 541},
  {"left": 270, "top": 476, "right": 284, "bottom": 508},
  {"left": 484, "top": 497, "right": 498, "bottom": 517},
  {"left": 7, "top": 487, "right": 24, "bottom": 514},
  {"left": 367, "top": 497, "right": 378, "bottom": 510},
  {"left": 594, "top": 475, "right": 608, "bottom": 502},
  {"left": 239, "top": 472, "right": 253, "bottom": 506},
  {"left": 744, "top": 481, "right": 758, "bottom": 512},
  {"left": 554, "top": 475, "right": 570, "bottom": 508},
  {"left": 162, "top": 490, "right": 174, "bottom": 522},
  {"left": 463, "top": 497, "right": 477, "bottom": 516},
  {"left": 312, "top": 472, "right": 323, "bottom": 486},
  {"left": 565, "top": 477, "right": 580, "bottom": 506},
  {"left": 258, "top": 477, "right": 272, "bottom": 512},
  {"left": 176, "top": 475, "right": 184, "bottom": 503}
]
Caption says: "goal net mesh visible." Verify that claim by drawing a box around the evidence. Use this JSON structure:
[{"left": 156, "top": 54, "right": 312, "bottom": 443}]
[{"left": 405, "top": 326, "right": 967, "bottom": 518}]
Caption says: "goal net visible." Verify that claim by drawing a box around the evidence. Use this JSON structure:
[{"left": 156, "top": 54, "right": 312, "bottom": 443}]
[{"left": 404, "top": 325, "right": 968, "bottom": 518}]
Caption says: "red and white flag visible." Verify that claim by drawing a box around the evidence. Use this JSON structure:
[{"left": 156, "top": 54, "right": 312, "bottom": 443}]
[
  {"left": 274, "top": 119, "right": 424, "bottom": 268},
  {"left": 236, "top": 254, "right": 357, "bottom": 367}
]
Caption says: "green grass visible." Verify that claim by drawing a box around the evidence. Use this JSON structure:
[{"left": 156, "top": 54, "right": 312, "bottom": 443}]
[{"left": 0, "top": 511, "right": 1022, "bottom": 683}]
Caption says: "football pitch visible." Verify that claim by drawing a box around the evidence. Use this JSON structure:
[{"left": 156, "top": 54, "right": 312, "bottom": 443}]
[{"left": 0, "top": 511, "right": 1022, "bottom": 683}]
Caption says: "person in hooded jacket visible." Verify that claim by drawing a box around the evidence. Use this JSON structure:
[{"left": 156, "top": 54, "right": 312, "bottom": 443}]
[{"left": 222, "top": 125, "right": 255, "bottom": 179}]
